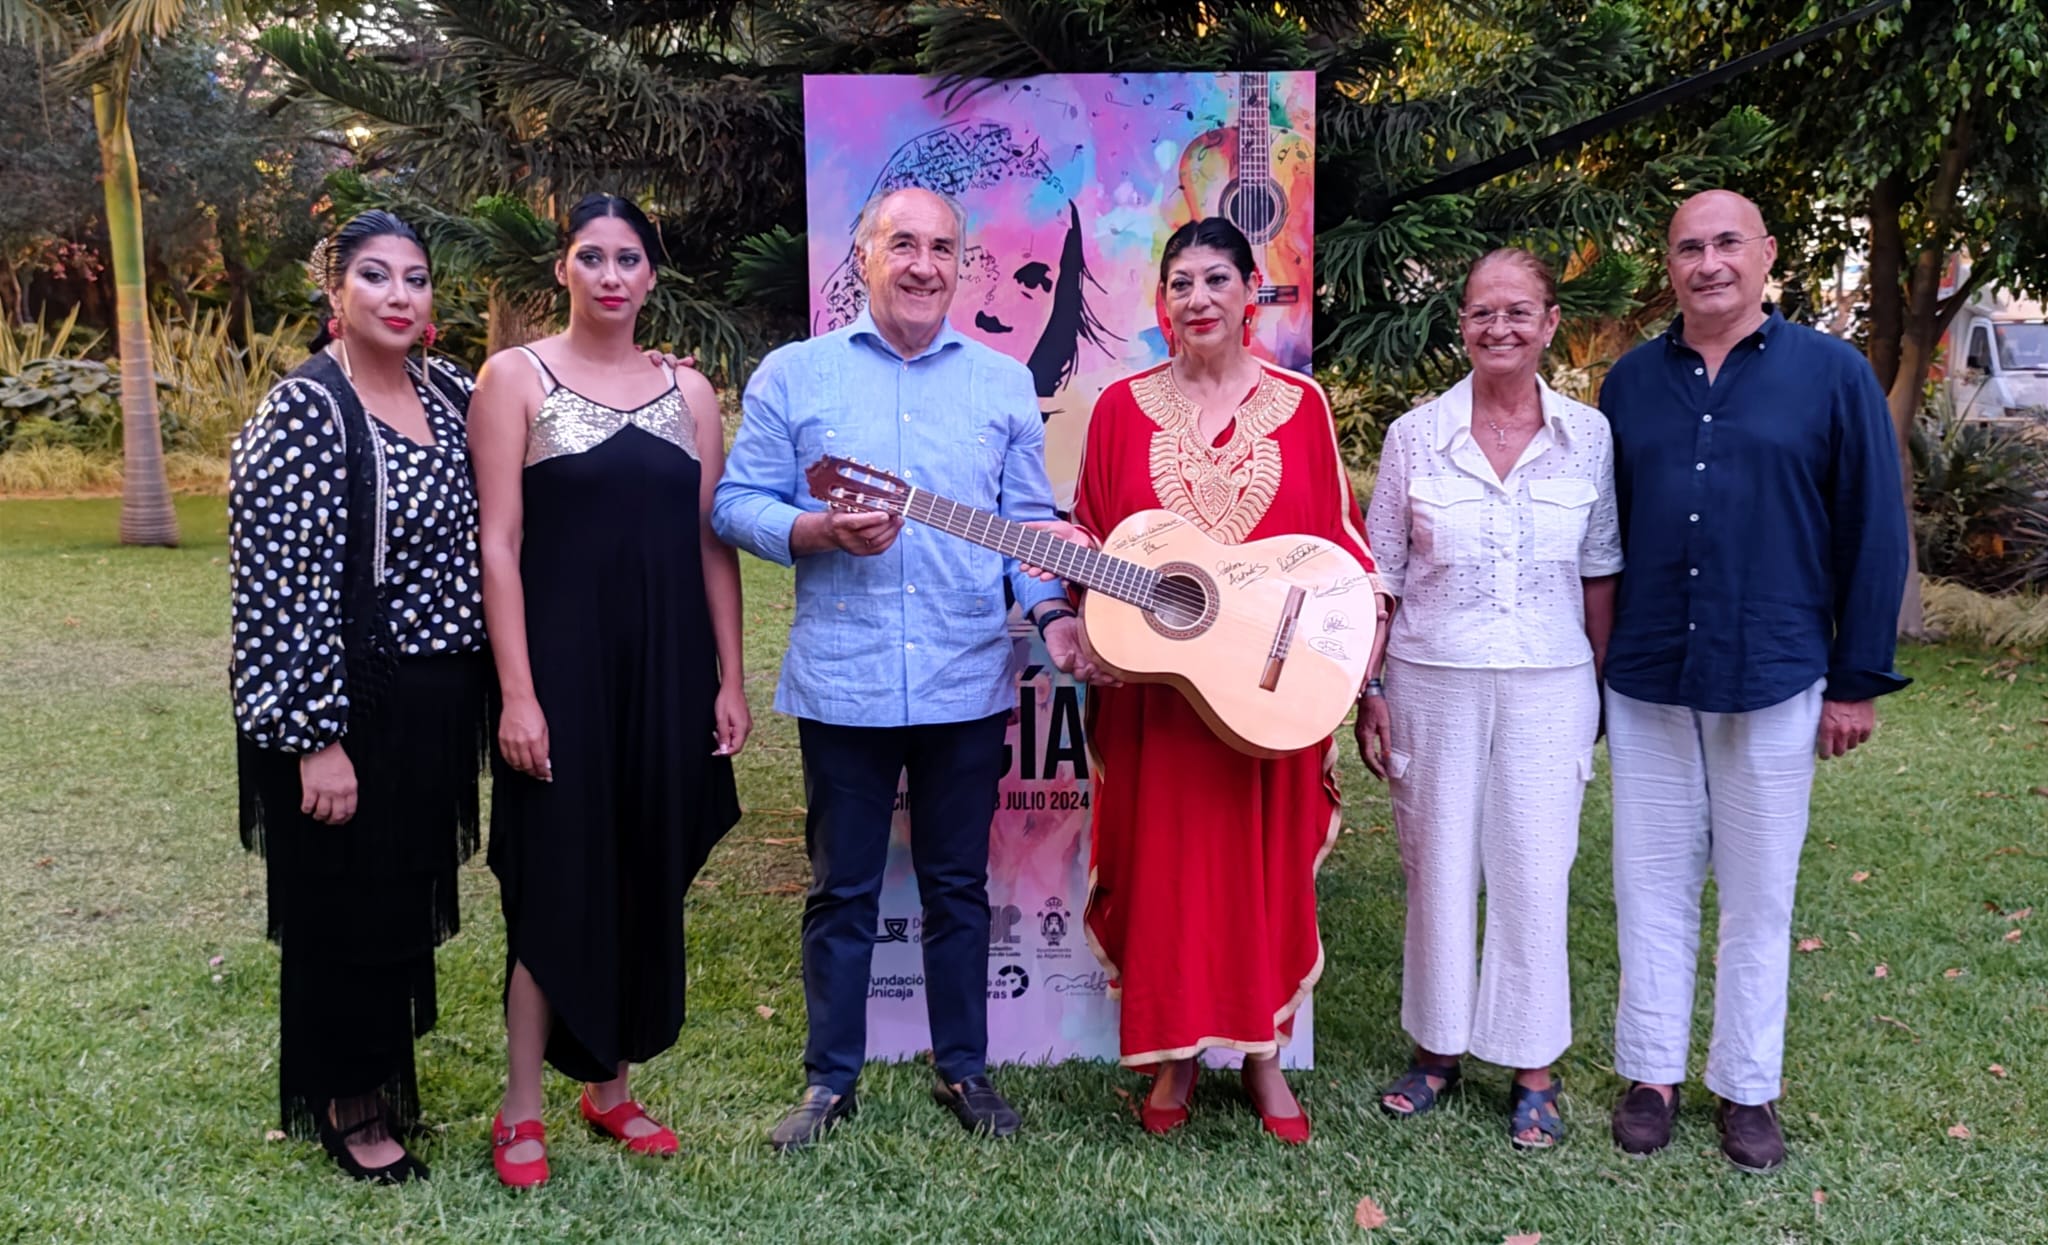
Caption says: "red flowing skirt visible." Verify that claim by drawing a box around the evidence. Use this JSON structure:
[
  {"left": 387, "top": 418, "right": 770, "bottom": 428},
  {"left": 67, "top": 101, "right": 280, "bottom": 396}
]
[{"left": 1083, "top": 681, "right": 1341, "bottom": 1065}]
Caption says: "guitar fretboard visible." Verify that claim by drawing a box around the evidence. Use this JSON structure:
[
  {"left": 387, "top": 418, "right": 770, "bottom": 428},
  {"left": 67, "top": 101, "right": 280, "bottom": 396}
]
[
  {"left": 898, "top": 490, "right": 1161, "bottom": 608},
  {"left": 1238, "top": 73, "right": 1272, "bottom": 241}
]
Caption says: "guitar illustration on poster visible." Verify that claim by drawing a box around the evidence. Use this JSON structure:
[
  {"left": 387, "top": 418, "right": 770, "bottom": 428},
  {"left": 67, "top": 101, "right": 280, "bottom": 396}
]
[{"left": 1175, "top": 72, "right": 1315, "bottom": 363}]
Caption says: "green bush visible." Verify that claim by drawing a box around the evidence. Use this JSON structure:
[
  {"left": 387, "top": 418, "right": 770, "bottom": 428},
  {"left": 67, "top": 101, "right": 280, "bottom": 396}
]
[
  {"left": 0, "top": 359, "right": 123, "bottom": 452},
  {"left": 1912, "top": 400, "right": 2048, "bottom": 593}
]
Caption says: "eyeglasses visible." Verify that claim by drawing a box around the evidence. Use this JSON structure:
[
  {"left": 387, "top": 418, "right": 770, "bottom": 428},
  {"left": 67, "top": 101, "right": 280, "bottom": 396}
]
[
  {"left": 1460, "top": 305, "right": 1547, "bottom": 329},
  {"left": 1669, "top": 233, "right": 1768, "bottom": 264}
]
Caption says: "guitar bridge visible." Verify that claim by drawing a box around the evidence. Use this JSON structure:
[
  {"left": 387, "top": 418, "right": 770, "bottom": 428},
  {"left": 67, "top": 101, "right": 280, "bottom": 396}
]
[{"left": 1259, "top": 585, "right": 1308, "bottom": 692}]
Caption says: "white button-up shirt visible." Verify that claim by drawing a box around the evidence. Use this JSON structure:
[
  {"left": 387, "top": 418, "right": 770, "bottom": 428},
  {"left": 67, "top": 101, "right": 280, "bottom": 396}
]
[{"left": 1366, "top": 374, "right": 1623, "bottom": 670}]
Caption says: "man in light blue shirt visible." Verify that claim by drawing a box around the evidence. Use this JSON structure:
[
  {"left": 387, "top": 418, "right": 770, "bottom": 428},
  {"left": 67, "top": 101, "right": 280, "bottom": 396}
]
[{"left": 713, "top": 186, "right": 1087, "bottom": 1151}]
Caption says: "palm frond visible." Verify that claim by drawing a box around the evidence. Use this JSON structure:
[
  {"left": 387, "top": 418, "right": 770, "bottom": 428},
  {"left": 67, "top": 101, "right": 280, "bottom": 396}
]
[
  {"left": 0, "top": 0, "right": 78, "bottom": 51},
  {"left": 726, "top": 225, "right": 809, "bottom": 312}
]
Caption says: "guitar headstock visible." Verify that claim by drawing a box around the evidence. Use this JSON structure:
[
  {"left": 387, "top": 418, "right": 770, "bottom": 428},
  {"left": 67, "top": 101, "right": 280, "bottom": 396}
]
[{"left": 804, "top": 454, "right": 910, "bottom": 516}]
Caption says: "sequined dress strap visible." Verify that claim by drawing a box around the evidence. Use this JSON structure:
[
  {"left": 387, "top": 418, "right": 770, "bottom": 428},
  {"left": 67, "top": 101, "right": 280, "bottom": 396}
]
[{"left": 523, "top": 363, "right": 698, "bottom": 469}]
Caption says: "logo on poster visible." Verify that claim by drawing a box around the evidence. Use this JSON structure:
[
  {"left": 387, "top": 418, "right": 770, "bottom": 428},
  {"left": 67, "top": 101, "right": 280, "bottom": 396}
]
[
  {"left": 1046, "top": 970, "right": 1109, "bottom": 997},
  {"left": 989, "top": 964, "right": 1031, "bottom": 1000},
  {"left": 869, "top": 972, "right": 923, "bottom": 1001},
  {"left": 989, "top": 902, "right": 1024, "bottom": 950},
  {"left": 1038, "top": 897, "right": 1069, "bottom": 947},
  {"left": 876, "top": 916, "right": 915, "bottom": 944}
]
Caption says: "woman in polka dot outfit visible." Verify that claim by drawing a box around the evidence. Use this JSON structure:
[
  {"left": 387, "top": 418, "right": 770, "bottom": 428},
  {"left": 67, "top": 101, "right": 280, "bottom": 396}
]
[
  {"left": 1360, "top": 248, "right": 1623, "bottom": 1150},
  {"left": 228, "top": 211, "right": 491, "bottom": 1184}
]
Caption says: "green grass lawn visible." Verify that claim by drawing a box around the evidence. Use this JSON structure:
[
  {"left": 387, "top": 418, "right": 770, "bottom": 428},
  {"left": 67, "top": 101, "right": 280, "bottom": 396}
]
[{"left": 3, "top": 495, "right": 2045, "bottom": 1244}]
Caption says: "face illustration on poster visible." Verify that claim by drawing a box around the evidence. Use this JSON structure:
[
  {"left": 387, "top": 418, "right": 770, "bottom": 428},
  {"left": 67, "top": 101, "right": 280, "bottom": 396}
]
[
  {"left": 807, "top": 71, "right": 1317, "bottom": 1068},
  {"left": 805, "top": 71, "right": 1317, "bottom": 511}
]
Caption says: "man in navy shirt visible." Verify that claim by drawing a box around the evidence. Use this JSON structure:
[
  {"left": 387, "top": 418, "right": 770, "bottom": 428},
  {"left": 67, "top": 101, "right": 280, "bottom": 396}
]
[{"left": 1598, "top": 190, "right": 1908, "bottom": 1171}]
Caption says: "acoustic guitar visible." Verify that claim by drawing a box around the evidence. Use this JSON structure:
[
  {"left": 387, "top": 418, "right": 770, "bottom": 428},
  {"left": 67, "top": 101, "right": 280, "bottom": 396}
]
[
  {"left": 807, "top": 455, "right": 1380, "bottom": 758},
  {"left": 1177, "top": 72, "right": 1313, "bottom": 307}
]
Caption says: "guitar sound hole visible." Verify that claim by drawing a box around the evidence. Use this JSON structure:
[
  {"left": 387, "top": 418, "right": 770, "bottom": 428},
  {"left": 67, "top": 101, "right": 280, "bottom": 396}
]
[
  {"left": 1223, "top": 184, "right": 1285, "bottom": 245},
  {"left": 1148, "top": 571, "right": 1212, "bottom": 632}
]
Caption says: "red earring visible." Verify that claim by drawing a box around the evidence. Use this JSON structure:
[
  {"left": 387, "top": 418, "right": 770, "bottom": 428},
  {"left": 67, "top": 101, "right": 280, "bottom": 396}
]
[
  {"left": 1242, "top": 306, "right": 1258, "bottom": 347},
  {"left": 1157, "top": 308, "right": 1177, "bottom": 358},
  {"left": 326, "top": 316, "right": 343, "bottom": 340},
  {"left": 422, "top": 322, "right": 439, "bottom": 349}
]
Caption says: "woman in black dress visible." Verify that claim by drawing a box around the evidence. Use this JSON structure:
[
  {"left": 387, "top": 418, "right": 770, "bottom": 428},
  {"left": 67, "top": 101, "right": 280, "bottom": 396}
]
[
  {"left": 471, "top": 194, "right": 748, "bottom": 1187},
  {"left": 229, "top": 211, "right": 490, "bottom": 1183}
]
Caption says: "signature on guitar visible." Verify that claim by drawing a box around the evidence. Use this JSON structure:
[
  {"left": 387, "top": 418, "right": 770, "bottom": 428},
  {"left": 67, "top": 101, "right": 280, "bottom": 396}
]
[
  {"left": 1110, "top": 516, "right": 1184, "bottom": 552},
  {"left": 1216, "top": 559, "right": 1269, "bottom": 588},
  {"left": 1312, "top": 574, "right": 1368, "bottom": 599},
  {"left": 1277, "top": 542, "right": 1326, "bottom": 572}
]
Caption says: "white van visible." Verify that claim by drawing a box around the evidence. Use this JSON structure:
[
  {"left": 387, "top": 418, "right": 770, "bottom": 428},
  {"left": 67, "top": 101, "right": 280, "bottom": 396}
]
[{"left": 1945, "top": 295, "right": 2048, "bottom": 424}]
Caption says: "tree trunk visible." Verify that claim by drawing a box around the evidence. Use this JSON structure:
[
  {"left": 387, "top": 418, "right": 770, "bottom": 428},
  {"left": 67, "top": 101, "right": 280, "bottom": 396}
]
[
  {"left": 486, "top": 287, "right": 540, "bottom": 354},
  {"left": 0, "top": 252, "right": 21, "bottom": 324},
  {"left": 94, "top": 72, "right": 178, "bottom": 546},
  {"left": 1866, "top": 174, "right": 1904, "bottom": 392},
  {"left": 1880, "top": 109, "right": 1974, "bottom": 641},
  {"left": 216, "top": 197, "right": 254, "bottom": 348}
]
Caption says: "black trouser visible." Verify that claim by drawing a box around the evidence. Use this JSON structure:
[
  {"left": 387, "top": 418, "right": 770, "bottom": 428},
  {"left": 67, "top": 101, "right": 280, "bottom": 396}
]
[{"left": 797, "top": 713, "right": 1007, "bottom": 1095}]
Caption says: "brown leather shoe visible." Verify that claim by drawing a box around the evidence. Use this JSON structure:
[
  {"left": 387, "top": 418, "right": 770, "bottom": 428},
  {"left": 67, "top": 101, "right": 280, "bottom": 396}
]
[
  {"left": 1611, "top": 1083, "right": 1680, "bottom": 1155},
  {"left": 1715, "top": 1099, "right": 1786, "bottom": 1172}
]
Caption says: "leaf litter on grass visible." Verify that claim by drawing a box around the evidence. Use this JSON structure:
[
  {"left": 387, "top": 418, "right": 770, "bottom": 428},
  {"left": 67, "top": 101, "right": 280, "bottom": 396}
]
[{"left": 1352, "top": 1197, "right": 1388, "bottom": 1230}]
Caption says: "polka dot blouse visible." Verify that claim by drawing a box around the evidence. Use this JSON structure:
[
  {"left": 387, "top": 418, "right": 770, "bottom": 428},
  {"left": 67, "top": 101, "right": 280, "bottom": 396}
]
[{"left": 229, "top": 357, "right": 485, "bottom": 753}]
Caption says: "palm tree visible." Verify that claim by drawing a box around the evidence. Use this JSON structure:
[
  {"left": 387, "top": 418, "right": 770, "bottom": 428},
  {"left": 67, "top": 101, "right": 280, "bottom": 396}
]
[{"left": 0, "top": 0, "right": 231, "bottom": 545}]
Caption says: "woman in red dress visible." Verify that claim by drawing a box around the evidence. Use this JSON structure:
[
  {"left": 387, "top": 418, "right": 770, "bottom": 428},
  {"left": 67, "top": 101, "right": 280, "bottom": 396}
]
[{"left": 1053, "top": 218, "right": 1386, "bottom": 1142}]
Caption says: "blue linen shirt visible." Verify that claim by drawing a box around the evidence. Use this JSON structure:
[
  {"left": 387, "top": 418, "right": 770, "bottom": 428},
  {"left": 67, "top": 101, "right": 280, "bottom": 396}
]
[
  {"left": 1597, "top": 308, "right": 1910, "bottom": 713},
  {"left": 712, "top": 309, "right": 1066, "bottom": 727}
]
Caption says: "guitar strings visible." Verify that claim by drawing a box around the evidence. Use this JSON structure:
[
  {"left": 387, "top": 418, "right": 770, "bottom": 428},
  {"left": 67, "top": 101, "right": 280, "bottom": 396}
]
[{"left": 831, "top": 478, "right": 1343, "bottom": 628}]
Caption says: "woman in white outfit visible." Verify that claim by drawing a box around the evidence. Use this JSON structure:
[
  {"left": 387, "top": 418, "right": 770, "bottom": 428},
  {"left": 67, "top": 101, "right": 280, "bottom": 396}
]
[{"left": 1358, "top": 248, "right": 1621, "bottom": 1148}]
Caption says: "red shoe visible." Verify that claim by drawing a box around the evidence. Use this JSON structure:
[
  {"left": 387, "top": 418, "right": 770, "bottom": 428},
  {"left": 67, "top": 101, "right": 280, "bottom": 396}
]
[
  {"left": 1257, "top": 1106, "right": 1311, "bottom": 1145},
  {"left": 1243, "top": 1062, "right": 1311, "bottom": 1144},
  {"left": 491, "top": 1113, "right": 549, "bottom": 1189},
  {"left": 1138, "top": 1063, "right": 1199, "bottom": 1135},
  {"left": 580, "top": 1088, "right": 679, "bottom": 1156}
]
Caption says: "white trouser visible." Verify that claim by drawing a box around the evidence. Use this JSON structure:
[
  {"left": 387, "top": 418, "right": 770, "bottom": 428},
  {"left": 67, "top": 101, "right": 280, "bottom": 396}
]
[
  {"left": 1384, "top": 656, "right": 1598, "bottom": 1070},
  {"left": 1607, "top": 680, "right": 1824, "bottom": 1105}
]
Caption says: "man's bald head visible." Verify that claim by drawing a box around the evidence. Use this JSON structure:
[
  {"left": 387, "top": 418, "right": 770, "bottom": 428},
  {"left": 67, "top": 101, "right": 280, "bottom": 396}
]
[
  {"left": 1666, "top": 189, "right": 1776, "bottom": 338},
  {"left": 1669, "top": 190, "right": 1767, "bottom": 246}
]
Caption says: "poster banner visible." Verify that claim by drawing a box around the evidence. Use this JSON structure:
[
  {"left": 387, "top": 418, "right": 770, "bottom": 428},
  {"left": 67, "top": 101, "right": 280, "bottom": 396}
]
[
  {"left": 802, "top": 70, "right": 1317, "bottom": 508},
  {"left": 802, "top": 72, "right": 1317, "bottom": 1069},
  {"left": 861, "top": 619, "right": 1313, "bottom": 1068}
]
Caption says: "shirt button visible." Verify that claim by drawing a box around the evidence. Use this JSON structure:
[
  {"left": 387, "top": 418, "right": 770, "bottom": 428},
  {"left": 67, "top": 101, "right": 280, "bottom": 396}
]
[
  {"left": 1689, "top": 622, "right": 1697, "bottom": 631},
  {"left": 1689, "top": 567, "right": 1700, "bottom": 576},
  {"left": 902, "top": 413, "right": 911, "bottom": 422},
  {"left": 825, "top": 429, "right": 836, "bottom": 438},
  {"left": 904, "top": 641, "right": 916, "bottom": 650},
  {"left": 1695, "top": 462, "right": 1706, "bottom": 471},
  {"left": 905, "top": 583, "right": 917, "bottom": 594},
  {"left": 1702, "top": 414, "right": 1713, "bottom": 423},
  {"left": 1689, "top": 513, "right": 1699, "bottom": 523},
  {"left": 836, "top": 601, "right": 846, "bottom": 611},
  {"left": 1693, "top": 367, "right": 1704, "bottom": 376}
]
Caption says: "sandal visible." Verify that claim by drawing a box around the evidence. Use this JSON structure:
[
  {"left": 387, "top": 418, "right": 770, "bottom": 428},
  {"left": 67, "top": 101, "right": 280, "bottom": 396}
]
[
  {"left": 1508, "top": 1080, "right": 1564, "bottom": 1150},
  {"left": 1378, "top": 1060, "right": 1461, "bottom": 1118}
]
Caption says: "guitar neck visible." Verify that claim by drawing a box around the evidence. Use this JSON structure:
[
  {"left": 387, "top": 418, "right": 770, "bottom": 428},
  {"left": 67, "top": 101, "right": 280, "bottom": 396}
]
[
  {"left": 1238, "top": 73, "right": 1271, "bottom": 191},
  {"left": 898, "top": 490, "right": 1158, "bottom": 607}
]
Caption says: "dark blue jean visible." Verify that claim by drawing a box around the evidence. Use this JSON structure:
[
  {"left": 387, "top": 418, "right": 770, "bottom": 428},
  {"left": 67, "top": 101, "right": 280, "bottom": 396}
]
[{"left": 796, "top": 713, "right": 1007, "bottom": 1095}]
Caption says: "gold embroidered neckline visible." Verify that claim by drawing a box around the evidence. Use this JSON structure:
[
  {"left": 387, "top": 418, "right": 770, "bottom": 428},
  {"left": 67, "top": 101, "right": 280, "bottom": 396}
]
[{"left": 1132, "top": 366, "right": 1302, "bottom": 544}]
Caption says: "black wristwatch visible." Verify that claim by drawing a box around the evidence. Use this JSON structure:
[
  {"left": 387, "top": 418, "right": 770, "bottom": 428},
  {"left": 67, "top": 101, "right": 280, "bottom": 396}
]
[{"left": 1034, "top": 606, "right": 1078, "bottom": 638}]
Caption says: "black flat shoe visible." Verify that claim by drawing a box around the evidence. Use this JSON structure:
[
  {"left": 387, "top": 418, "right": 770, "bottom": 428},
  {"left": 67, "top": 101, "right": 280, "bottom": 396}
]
[
  {"left": 1716, "top": 1099, "right": 1786, "bottom": 1172},
  {"left": 1611, "top": 1082, "right": 1680, "bottom": 1156},
  {"left": 315, "top": 1112, "right": 428, "bottom": 1185},
  {"left": 931, "top": 1073, "right": 1021, "bottom": 1138},
  {"left": 769, "top": 1085, "right": 857, "bottom": 1154}
]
